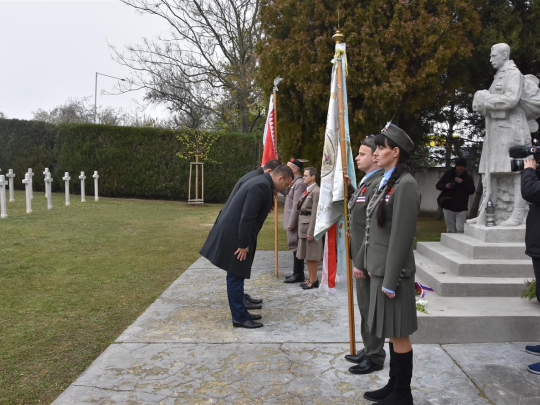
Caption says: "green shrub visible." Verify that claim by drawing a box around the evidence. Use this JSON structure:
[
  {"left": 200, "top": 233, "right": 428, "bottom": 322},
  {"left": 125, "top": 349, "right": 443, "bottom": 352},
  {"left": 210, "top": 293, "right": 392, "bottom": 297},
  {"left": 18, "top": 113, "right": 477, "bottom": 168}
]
[
  {"left": 0, "top": 119, "right": 262, "bottom": 202},
  {"left": 522, "top": 278, "right": 537, "bottom": 301},
  {"left": 0, "top": 119, "right": 57, "bottom": 192},
  {"left": 55, "top": 124, "right": 260, "bottom": 201}
]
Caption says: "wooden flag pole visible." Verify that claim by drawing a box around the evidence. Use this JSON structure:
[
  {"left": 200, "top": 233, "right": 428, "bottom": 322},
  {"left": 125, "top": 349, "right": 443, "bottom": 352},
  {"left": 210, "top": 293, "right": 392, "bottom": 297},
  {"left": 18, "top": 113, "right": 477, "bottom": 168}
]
[
  {"left": 273, "top": 87, "right": 279, "bottom": 278},
  {"left": 333, "top": 30, "right": 356, "bottom": 355}
]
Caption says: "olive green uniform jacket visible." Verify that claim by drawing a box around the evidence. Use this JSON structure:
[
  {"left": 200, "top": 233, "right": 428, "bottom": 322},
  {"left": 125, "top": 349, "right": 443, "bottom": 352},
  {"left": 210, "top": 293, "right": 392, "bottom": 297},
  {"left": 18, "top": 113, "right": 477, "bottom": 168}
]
[
  {"left": 358, "top": 171, "right": 421, "bottom": 291},
  {"left": 358, "top": 171, "right": 421, "bottom": 339},
  {"left": 349, "top": 169, "right": 384, "bottom": 269},
  {"left": 348, "top": 168, "right": 385, "bottom": 363}
]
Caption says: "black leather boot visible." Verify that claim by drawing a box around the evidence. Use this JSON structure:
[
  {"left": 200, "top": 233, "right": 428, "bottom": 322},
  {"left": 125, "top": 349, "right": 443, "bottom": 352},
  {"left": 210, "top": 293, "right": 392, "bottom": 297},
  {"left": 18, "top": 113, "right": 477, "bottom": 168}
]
[
  {"left": 364, "top": 343, "right": 395, "bottom": 401},
  {"left": 374, "top": 349, "right": 413, "bottom": 405},
  {"left": 294, "top": 253, "right": 305, "bottom": 278},
  {"left": 284, "top": 252, "right": 305, "bottom": 283}
]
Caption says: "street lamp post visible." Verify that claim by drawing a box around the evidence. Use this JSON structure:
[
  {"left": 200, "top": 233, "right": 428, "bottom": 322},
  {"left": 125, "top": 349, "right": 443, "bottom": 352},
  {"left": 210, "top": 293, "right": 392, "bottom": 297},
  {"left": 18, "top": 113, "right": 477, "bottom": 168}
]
[{"left": 94, "top": 72, "right": 126, "bottom": 124}]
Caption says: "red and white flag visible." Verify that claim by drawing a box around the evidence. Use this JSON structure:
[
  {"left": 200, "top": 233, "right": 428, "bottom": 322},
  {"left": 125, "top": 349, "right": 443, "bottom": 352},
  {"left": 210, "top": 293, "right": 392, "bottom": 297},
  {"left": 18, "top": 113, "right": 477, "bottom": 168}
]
[{"left": 261, "top": 94, "right": 279, "bottom": 165}]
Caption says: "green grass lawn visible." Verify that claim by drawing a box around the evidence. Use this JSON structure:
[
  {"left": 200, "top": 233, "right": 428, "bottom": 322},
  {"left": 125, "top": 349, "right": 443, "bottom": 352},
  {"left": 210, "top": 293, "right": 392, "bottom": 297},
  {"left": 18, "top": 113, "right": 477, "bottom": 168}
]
[{"left": 0, "top": 191, "right": 444, "bottom": 404}]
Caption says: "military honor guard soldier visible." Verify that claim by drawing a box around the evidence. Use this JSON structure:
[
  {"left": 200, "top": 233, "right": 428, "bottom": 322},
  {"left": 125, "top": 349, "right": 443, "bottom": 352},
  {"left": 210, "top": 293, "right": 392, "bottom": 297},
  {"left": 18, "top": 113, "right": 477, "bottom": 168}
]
[
  {"left": 357, "top": 124, "right": 421, "bottom": 405},
  {"left": 283, "top": 158, "right": 308, "bottom": 283},
  {"left": 200, "top": 165, "right": 293, "bottom": 328},
  {"left": 345, "top": 135, "right": 386, "bottom": 375}
]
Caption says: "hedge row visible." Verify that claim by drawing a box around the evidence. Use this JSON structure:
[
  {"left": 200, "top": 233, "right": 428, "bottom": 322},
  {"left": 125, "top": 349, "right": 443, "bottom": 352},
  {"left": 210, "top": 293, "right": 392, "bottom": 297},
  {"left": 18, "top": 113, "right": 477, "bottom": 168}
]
[{"left": 0, "top": 119, "right": 261, "bottom": 202}]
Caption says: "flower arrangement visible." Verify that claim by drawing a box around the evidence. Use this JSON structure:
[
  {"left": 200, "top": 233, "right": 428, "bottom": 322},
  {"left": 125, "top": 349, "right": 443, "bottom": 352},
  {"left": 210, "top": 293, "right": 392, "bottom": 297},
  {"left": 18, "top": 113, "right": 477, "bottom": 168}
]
[
  {"left": 416, "top": 299, "right": 428, "bottom": 314},
  {"left": 415, "top": 282, "right": 433, "bottom": 314}
]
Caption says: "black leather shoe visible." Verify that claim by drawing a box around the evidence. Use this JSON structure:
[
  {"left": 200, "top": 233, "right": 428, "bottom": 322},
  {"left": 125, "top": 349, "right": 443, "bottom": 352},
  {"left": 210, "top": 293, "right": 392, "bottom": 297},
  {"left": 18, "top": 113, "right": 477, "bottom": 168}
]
[
  {"left": 348, "top": 357, "right": 383, "bottom": 375},
  {"left": 284, "top": 274, "right": 305, "bottom": 283},
  {"left": 285, "top": 273, "right": 295, "bottom": 279},
  {"left": 247, "top": 312, "right": 262, "bottom": 321},
  {"left": 243, "top": 298, "right": 262, "bottom": 310},
  {"left": 345, "top": 349, "right": 367, "bottom": 364},
  {"left": 232, "top": 319, "right": 263, "bottom": 328},
  {"left": 244, "top": 293, "right": 263, "bottom": 304}
]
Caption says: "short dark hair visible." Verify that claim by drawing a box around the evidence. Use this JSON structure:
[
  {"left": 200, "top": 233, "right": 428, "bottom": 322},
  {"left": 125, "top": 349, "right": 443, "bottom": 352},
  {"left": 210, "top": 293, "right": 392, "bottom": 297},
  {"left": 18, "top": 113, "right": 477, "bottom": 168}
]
[
  {"left": 304, "top": 167, "right": 318, "bottom": 183},
  {"left": 263, "top": 159, "right": 281, "bottom": 171},
  {"left": 271, "top": 164, "right": 293, "bottom": 180}
]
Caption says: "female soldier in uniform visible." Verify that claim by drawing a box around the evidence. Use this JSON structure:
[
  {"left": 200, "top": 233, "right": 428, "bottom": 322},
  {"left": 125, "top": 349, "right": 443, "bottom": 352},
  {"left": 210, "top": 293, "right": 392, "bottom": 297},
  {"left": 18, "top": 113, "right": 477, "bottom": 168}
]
[
  {"left": 296, "top": 167, "right": 323, "bottom": 289},
  {"left": 359, "top": 124, "right": 420, "bottom": 405}
]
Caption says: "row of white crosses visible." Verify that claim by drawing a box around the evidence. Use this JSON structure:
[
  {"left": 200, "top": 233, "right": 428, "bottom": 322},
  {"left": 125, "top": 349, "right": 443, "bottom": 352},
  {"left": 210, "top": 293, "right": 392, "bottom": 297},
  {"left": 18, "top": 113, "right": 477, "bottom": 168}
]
[{"left": 0, "top": 169, "right": 99, "bottom": 219}]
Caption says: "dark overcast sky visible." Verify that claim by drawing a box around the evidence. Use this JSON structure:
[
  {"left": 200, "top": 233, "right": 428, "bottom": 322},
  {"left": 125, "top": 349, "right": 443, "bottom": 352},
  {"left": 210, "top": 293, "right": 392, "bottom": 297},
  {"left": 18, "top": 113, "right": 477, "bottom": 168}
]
[{"left": 0, "top": 0, "right": 170, "bottom": 120}]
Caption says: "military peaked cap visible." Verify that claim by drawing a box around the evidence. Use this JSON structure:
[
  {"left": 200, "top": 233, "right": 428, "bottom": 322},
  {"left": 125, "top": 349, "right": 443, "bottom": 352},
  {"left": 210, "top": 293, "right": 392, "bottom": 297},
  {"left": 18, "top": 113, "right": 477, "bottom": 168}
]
[{"left": 379, "top": 123, "right": 414, "bottom": 153}]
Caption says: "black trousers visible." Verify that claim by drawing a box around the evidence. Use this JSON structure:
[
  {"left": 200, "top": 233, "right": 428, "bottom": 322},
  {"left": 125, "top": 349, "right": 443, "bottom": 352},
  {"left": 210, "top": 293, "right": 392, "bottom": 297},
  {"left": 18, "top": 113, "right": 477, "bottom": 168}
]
[
  {"left": 226, "top": 272, "right": 248, "bottom": 322},
  {"left": 533, "top": 257, "right": 540, "bottom": 302}
]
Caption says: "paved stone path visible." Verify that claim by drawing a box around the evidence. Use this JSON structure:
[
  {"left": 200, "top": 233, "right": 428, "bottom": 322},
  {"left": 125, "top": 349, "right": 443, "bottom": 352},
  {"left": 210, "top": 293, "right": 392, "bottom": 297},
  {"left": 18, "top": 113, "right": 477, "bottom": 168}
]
[{"left": 53, "top": 251, "right": 540, "bottom": 404}]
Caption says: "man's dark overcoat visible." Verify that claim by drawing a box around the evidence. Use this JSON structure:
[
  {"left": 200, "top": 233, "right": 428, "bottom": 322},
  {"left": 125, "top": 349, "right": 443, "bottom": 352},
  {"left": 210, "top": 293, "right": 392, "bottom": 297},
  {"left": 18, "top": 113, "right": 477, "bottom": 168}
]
[
  {"left": 522, "top": 168, "right": 540, "bottom": 257},
  {"left": 223, "top": 167, "right": 263, "bottom": 209},
  {"left": 200, "top": 173, "right": 274, "bottom": 279}
]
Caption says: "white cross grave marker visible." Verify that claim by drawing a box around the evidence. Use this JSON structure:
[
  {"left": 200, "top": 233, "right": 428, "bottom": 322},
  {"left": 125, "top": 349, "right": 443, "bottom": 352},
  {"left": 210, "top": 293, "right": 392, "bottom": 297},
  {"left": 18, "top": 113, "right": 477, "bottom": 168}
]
[
  {"left": 63, "top": 172, "right": 71, "bottom": 206},
  {"left": 44, "top": 172, "right": 53, "bottom": 209},
  {"left": 6, "top": 169, "right": 15, "bottom": 202},
  {"left": 27, "top": 168, "right": 34, "bottom": 200},
  {"left": 43, "top": 168, "right": 50, "bottom": 198},
  {"left": 93, "top": 171, "right": 99, "bottom": 202},
  {"left": 0, "top": 175, "right": 8, "bottom": 219},
  {"left": 22, "top": 173, "right": 32, "bottom": 213},
  {"left": 79, "top": 171, "right": 86, "bottom": 202}
]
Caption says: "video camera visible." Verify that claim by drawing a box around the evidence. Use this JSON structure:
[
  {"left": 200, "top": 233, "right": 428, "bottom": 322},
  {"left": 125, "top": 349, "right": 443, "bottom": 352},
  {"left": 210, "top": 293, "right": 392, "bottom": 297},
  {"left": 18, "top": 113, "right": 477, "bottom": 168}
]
[{"left": 509, "top": 144, "right": 539, "bottom": 172}]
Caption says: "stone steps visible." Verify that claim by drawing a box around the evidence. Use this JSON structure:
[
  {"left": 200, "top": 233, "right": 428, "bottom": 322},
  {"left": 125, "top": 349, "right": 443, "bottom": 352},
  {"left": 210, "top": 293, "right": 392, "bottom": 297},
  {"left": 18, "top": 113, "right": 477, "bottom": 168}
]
[
  {"left": 412, "top": 293, "right": 540, "bottom": 344},
  {"left": 417, "top": 241, "right": 532, "bottom": 277},
  {"left": 414, "top": 252, "right": 528, "bottom": 297},
  {"left": 440, "top": 233, "right": 527, "bottom": 260},
  {"left": 411, "top": 224, "right": 538, "bottom": 343}
]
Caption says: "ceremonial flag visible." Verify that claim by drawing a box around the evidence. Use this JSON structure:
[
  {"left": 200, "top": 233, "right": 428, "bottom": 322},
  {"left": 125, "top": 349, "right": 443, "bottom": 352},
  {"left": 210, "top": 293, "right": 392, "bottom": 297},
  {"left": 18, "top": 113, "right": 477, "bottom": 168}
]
[
  {"left": 315, "top": 42, "right": 356, "bottom": 294},
  {"left": 261, "top": 95, "right": 279, "bottom": 165}
]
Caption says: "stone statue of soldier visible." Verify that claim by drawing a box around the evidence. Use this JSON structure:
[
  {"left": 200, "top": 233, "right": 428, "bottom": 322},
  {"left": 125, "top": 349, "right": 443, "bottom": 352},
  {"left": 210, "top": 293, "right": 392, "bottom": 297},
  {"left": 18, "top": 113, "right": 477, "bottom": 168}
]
[{"left": 471, "top": 43, "right": 540, "bottom": 226}]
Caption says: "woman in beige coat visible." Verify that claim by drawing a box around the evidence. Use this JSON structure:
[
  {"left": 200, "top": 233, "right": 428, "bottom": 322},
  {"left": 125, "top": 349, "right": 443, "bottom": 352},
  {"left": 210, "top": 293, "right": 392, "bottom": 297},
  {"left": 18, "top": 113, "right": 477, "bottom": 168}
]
[{"left": 296, "top": 167, "right": 323, "bottom": 290}]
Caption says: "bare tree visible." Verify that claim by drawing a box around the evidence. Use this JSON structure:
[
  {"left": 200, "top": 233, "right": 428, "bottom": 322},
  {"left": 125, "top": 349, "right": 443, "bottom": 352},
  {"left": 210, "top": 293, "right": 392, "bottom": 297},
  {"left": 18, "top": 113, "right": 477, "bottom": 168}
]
[
  {"left": 32, "top": 97, "right": 157, "bottom": 127},
  {"left": 33, "top": 97, "right": 95, "bottom": 124},
  {"left": 0, "top": 111, "right": 6, "bottom": 119},
  {"left": 110, "top": 0, "right": 262, "bottom": 132}
]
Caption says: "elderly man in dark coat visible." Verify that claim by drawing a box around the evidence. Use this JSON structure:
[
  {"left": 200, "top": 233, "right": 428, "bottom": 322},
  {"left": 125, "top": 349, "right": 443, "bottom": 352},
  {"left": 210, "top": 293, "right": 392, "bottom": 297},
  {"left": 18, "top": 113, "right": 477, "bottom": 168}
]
[{"left": 200, "top": 165, "right": 293, "bottom": 328}]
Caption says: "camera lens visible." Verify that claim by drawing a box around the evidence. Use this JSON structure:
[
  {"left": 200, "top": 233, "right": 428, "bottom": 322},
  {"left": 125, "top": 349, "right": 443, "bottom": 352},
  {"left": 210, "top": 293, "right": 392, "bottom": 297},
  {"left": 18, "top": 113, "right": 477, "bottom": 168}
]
[{"left": 510, "top": 159, "right": 524, "bottom": 172}]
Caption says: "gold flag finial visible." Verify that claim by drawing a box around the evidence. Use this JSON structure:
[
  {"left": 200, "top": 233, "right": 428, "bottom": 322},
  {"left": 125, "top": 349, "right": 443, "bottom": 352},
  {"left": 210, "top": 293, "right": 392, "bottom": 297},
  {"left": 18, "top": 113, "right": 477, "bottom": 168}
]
[{"left": 332, "top": 30, "right": 344, "bottom": 44}]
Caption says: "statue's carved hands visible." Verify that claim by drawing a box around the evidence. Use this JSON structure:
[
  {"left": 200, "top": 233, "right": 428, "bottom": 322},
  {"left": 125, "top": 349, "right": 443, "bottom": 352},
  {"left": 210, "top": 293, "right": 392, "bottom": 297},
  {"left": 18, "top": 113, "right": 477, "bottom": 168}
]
[{"left": 473, "top": 90, "right": 489, "bottom": 115}]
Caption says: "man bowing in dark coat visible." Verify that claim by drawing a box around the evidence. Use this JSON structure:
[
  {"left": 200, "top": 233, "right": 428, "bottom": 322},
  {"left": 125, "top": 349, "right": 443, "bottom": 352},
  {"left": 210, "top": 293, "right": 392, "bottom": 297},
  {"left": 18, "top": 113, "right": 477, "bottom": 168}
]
[
  {"left": 217, "top": 159, "right": 282, "bottom": 310},
  {"left": 200, "top": 164, "right": 293, "bottom": 328}
]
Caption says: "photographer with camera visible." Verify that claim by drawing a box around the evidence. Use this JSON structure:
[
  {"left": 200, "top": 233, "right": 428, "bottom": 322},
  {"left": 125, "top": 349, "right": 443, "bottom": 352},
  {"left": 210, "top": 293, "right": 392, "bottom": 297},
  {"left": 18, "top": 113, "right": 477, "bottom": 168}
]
[
  {"left": 436, "top": 158, "right": 476, "bottom": 233},
  {"left": 520, "top": 157, "right": 540, "bottom": 376},
  {"left": 521, "top": 157, "right": 540, "bottom": 303}
]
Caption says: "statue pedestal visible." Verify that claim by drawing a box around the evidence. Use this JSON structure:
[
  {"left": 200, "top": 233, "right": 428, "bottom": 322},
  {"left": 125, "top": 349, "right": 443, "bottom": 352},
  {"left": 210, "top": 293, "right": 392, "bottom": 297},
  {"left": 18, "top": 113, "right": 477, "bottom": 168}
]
[
  {"left": 464, "top": 223, "right": 525, "bottom": 243},
  {"left": 413, "top": 223, "right": 540, "bottom": 343}
]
